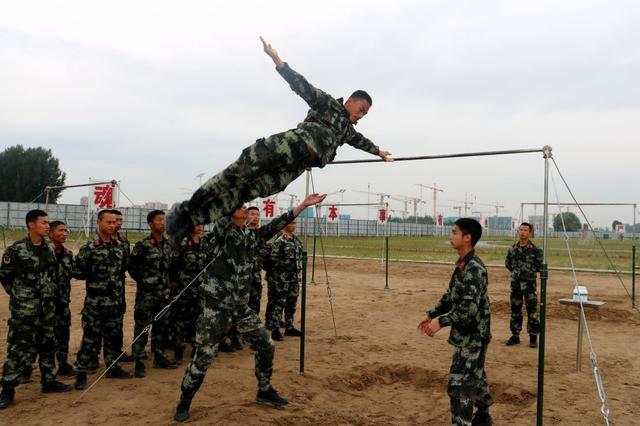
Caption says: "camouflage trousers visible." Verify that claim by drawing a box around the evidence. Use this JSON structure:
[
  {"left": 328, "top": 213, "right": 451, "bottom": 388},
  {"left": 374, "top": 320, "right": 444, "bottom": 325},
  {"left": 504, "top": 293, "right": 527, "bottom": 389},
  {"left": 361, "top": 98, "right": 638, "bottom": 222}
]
[
  {"left": 76, "top": 300, "right": 124, "bottom": 371},
  {"left": 448, "top": 345, "right": 493, "bottom": 426},
  {"left": 1, "top": 314, "right": 57, "bottom": 387},
  {"left": 187, "top": 134, "right": 314, "bottom": 226},
  {"left": 179, "top": 298, "right": 275, "bottom": 401},
  {"left": 173, "top": 290, "right": 202, "bottom": 350},
  {"left": 248, "top": 279, "right": 263, "bottom": 316},
  {"left": 132, "top": 289, "right": 171, "bottom": 359},
  {"left": 90, "top": 285, "right": 126, "bottom": 362},
  {"left": 55, "top": 302, "right": 71, "bottom": 363},
  {"left": 265, "top": 279, "right": 299, "bottom": 330},
  {"left": 510, "top": 279, "right": 539, "bottom": 335}
]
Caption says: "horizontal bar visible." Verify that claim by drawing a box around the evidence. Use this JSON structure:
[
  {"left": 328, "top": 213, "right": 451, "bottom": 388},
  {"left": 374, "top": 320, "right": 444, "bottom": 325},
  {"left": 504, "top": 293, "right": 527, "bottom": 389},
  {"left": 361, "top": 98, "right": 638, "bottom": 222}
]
[
  {"left": 329, "top": 148, "right": 544, "bottom": 165},
  {"left": 45, "top": 180, "right": 117, "bottom": 191},
  {"left": 319, "top": 203, "right": 382, "bottom": 207},
  {"left": 522, "top": 202, "right": 637, "bottom": 206}
]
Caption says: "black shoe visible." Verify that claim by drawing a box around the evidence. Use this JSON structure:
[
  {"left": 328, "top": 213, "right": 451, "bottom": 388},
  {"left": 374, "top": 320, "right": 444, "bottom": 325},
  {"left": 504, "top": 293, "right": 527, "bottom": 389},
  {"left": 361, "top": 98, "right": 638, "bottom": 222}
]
[
  {"left": 0, "top": 387, "right": 15, "bottom": 409},
  {"left": 472, "top": 410, "right": 493, "bottom": 425},
  {"left": 506, "top": 335, "right": 520, "bottom": 346},
  {"left": 271, "top": 329, "right": 283, "bottom": 342},
  {"left": 74, "top": 372, "right": 87, "bottom": 390},
  {"left": 174, "top": 399, "right": 191, "bottom": 422},
  {"left": 106, "top": 365, "right": 132, "bottom": 379},
  {"left": 42, "top": 380, "right": 72, "bottom": 393},
  {"left": 529, "top": 334, "right": 538, "bottom": 348},
  {"left": 218, "top": 340, "right": 234, "bottom": 352},
  {"left": 284, "top": 328, "right": 302, "bottom": 337},
  {"left": 57, "top": 361, "right": 76, "bottom": 377},
  {"left": 174, "top": 348, "right": 184, "bottom": 365},
  {"left": 134, "top": 361, "right": 146, "bottom": 378},
  {"left": 153, "top": 354, "right": 178, "bottom": 369},
  {"left": 167, "top": 201, "right": 194, "bottom": 248},
  {"left": 119, "top": 353, "right": 135, "bottom": 363},
  {"left": 230, "top": 336, "right": 243, "bottom": 351},
  {"left": 19, "top": 370, "right": 32, "bottom": 384},
  {"left": 256, "top": 386, "right": 288, "bottom": 407}
]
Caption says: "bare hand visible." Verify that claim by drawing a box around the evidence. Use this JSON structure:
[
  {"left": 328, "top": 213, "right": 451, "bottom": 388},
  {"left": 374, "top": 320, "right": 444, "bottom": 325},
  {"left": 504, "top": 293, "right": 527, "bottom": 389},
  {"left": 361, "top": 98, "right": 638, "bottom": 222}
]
[
  {"left": 425, "top": 318, "right": 442, "bottom": 337},
  {"left": 417, "top": 316, "right": 431, "bottom": 335},
  {"left": 302, "top": 193, "right": 327, "bottom": 207},
  {"left": 379, "top": 150, "right": 393, "bottom": 162},
  {"left": 260, "top": 36, "right": 284, "bottom": 68}
]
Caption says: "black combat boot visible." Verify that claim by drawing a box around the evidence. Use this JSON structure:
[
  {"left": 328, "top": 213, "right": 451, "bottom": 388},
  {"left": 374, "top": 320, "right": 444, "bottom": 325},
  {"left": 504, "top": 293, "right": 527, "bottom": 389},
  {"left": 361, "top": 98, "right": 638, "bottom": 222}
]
[
  {"left": 256, "top": 386, "right": 289, "bottom": 407},
  {"left": 284, "top": 327, "right": 302, "bottom": 337},
  {"left": 174, "top": 398, "right": 192, "bottom": 422},
  {"left": 0, "top": 386, "right": 15, "bottom": 409},
  {"left": 119, "top": 352, "right": 135, "bottom": 362},
  {"left": 74, "top": 372, "right": 87, "bottom": 390},
  {"left": 153, "top": 353, "right": 178, "bottom": 369},
  {"left": 134, "top": 360, "right": 146, "bottom": 378},
  {"left": 472, "top": 409, "right": 494, "bottom": 425},
  {"left": 218, "top": 339, "right": 234, "bottom": 352},
  {"left": 42, "top": 380, "right": 72, "bottom": 393},
  {"left": 230, "top": 336, "right": 243, "bottom": 351},
  {"left": 529, "top": 334, "right": 538, "bottom": 348},
  {"left": 106, "top": 365, "right": 132, "bottom": 379},
  {"left": 174, "top": 348, "right": 184, "bottom": 365},
  {"left": 506, "top": 335, "right": 520, "bottom": 346},
  {"left": 271, "top": 329, "right": 283, "bottom": 342}
]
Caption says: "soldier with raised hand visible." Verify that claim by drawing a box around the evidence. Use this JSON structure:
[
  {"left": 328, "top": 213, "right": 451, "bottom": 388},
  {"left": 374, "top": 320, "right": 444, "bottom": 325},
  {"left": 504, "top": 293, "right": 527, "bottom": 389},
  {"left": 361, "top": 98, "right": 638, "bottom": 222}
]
[
  {"left": 128, "top": 210, "right": 176, "bottom": 378},
  {"left": 247, "top": 206, "right": 266, "bottom": 316},
  {"left": 169, "top": 223, "right": 210, "bottom": 364},
  {"left": 73, "top": 210, "right": 132, "bottom": 390},
  {"left": 418, "top": 218, "right": 493, "bottom": 426},
  {"left": 48, "top": 220, "right": 76, "bottom": 377},
  {"left": 166, "top": 36, "right": 392, "bottom": 246},
  {"left": 173, "top": 193, "right": 326, "bottom": 423},
  {"left": 0, "top": 210, "right": 72, "bottom": 409},
  {"left": 505, "top": 222, "right": 543, "bottom": 348},
  {"left": 265, "top": 219, "right": 303, "bottom": 341}
]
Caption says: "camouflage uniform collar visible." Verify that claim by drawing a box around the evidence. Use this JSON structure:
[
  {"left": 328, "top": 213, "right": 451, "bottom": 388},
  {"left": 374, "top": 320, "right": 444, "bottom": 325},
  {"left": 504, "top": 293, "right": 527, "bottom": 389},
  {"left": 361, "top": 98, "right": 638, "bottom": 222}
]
[
  {"left": 514, "top": 240, "right": 536, "bottom": 249},
  {"left": 456, "top": 250, "right": 476, "bottom": 270},
  {"left": 148, "top": 233, "right": 166, "bottom": 245},
  {"left": 337, "top": 98, "right": 350, "bottom": 118},
  {"left": 25, "top": 234, "right": 46, "bottom": 248},
  {"left": 94, "top": 235, "right": 116, "bottom": 246}
]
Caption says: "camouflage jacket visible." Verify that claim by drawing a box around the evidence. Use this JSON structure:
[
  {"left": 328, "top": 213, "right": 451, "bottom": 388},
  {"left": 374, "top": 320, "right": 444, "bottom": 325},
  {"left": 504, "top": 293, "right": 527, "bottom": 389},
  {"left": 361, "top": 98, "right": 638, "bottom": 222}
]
[
  {"left": 270, "top": 233, "right": 303, "bottom": 283},
  {"left": 169, "top": 236, "right": 212, "bottom": 295},
  {"left": 505, "top": 241, "right": 543, "bottom": 282},
  {"left": 74, "top": 236, "right": 127, "bottom": 306},
  {"left": 427, "top": 251, "right": 492, "bottom": 349},
  {"left": 201, "top": 211, "right": 295, "bottom": 306},
  {"left": 128, "top": 234, "right": 172, "bottom": 292},
  {"left": 252, "top": 237, "right": 269, "bottom": 284},
  {"left": 53, "top": 243, "right": 74, "bottom": 306},
  {"left": 0, "top": 236, "right": 58, "bottom": 317},
  {"left": 276, "top": 63, "right": 380, "bottom": 167},
  {"left": 115, "top": 232, "right": 130, "bottom": 282}
]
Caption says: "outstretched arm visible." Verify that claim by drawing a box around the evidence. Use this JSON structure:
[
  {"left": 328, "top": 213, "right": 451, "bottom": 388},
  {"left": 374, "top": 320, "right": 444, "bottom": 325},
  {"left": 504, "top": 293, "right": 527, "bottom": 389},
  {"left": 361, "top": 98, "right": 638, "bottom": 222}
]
[
  {"left": 346, "top": 128, "right": 393, "bottom": 162},
  {"left": 261, "top": 36, "right": 331, "bottom": 110},
  {"left": 258, "top": 193, "right": 327, "bottom": 241}
]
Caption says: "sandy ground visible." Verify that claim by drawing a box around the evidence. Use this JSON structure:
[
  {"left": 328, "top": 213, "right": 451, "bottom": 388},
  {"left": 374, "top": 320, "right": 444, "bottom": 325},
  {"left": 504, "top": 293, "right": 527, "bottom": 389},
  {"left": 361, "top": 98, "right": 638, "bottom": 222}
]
[{"left": 1, "top": 257, "right": 639, "bottom": 425}]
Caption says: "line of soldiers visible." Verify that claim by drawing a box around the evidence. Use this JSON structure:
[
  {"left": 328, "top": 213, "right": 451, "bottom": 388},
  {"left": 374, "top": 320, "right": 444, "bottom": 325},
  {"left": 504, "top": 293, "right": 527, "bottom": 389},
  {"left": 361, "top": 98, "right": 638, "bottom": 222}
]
[{"left": 0, "top": 203, "right": 310, "bottom": 410}]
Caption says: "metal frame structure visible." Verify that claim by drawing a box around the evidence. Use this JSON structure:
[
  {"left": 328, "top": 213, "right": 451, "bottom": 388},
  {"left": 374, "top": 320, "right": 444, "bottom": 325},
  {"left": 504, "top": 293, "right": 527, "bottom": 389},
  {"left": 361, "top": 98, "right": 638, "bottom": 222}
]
[{"left": 301, "top": 146, "right": 552, "bottom": 425}]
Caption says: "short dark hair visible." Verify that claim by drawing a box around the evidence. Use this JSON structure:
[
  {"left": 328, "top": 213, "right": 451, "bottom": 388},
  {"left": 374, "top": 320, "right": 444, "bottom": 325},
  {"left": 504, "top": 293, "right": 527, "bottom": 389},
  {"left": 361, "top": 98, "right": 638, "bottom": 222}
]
[
  {"left": 349, "top": 90, "right": 372, "bottom": 106},
  {"left": 147, "top": 210, "right": 165, "bottom": 224},
  {"left": 520, "top": 222, "right": 533, "bottom": 232},
  {"left": 454, "top": 218, "right": 482, "bottom": 247},
  {"left": 247, "top": 206, "right": 259, "bottom": 212},
  {"left": 49, "top": 220, "right": 66, "bottom": 230},
  {"left": 25, "top": 209, "right": 47, "bottom": 226},
  {"left": 97, "top": 209, "right": 115, "bottom": 220},
  {"left": 111, "top": 209, "right": 123, "bottom": 216}
]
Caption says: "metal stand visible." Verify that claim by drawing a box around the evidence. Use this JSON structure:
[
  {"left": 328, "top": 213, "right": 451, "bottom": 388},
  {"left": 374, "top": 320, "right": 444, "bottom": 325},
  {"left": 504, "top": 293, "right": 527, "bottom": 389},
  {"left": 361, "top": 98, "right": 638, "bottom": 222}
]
[
  {"left": 559, "top": 298, "right": 606, "bottom": 371},
  {"left": 300, "top": 251, "right": 308, "bottom": 373}
]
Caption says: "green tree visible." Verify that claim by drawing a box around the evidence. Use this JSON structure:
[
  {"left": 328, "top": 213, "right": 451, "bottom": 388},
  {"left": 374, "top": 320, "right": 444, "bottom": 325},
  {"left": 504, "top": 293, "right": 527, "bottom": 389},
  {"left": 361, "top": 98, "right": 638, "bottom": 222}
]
[
  {"left": 0, "top": 145, "right": 66, "bottom": 203},
  {"left": 553, "top": 212, "right": 582, "bottom": 232}
]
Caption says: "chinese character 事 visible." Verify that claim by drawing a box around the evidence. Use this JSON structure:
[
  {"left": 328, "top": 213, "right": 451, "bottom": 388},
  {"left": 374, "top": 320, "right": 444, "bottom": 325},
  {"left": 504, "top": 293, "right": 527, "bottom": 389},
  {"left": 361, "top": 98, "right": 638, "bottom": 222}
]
[
  {"left": 94, "top": 185, "right": 114, "bottom": 208},
  {"left": 262, "top": 198, "right": 276, "bottom": 218},
  {"left": 328, "top": 205, "right": 338, "bottom": 221}
]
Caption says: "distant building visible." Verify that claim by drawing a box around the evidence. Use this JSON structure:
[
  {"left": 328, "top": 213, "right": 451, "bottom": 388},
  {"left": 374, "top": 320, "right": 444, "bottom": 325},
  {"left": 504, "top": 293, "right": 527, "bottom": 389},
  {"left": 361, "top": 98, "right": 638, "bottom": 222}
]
[
  {"left": 134, "top": 201, "right": 169, "bottom": 210},
  {"left": 80, "top": 196, "right": 89, "bottom": 206}
]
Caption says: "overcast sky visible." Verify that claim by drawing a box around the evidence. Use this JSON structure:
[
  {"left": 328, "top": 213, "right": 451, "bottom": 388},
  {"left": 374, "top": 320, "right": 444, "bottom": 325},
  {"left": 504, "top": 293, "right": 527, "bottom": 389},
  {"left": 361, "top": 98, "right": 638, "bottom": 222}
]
[{"left": 1, "top": 1, "right": 638, "bottom": 227}]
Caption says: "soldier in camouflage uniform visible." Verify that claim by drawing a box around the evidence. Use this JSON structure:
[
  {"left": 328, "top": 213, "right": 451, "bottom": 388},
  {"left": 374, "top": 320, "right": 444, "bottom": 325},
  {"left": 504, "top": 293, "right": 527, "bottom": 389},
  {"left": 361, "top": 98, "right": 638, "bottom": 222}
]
[
  {"left": 113, "top": 209, "right": 134, "bottom": 362},
  {"left": 48, "top": 221, "right": 76, "bottom": 376},
  {"left": 505, "top": 222, "right": 543, "bottom": 348},
  {"left": 0, "top": 210, "right": 72, "bottom": 409},
  {"left": 265, "top": 220, "right": 303, "bottom": 340},
  {"left": 419, "top": 218, "right": 493, "bottom": 426},
  {"left": 128, "top": 210, "right": 177, "bottom": 377},
  {"left": 166, "top": 37, "right": 392, "bottom": 246},
  {"left": 73, "top": 210, "right": 132, "bottom": 390},
  {"left": 169, "top": 223, "right": 210, "bottom": 364},
  {"left": 247, "top": 206, "right": 266, "bottom": 316},
  {"left": 173, "top": 193, "right": 325, "bottom": 423}
]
